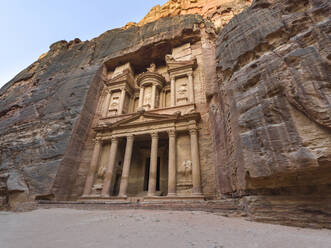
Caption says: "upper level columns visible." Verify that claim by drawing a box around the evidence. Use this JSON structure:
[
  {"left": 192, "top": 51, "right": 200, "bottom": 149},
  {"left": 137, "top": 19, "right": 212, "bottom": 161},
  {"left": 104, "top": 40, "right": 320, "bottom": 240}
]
[
  {"left": 102, "top": 90, "right": 112, "bottom": 117},
  {"left": 151, "top": 84, "right": 157, "bottom": 109},
  {"left": 82, "top": 138, "right": 102, "bottom": 196},
  {"left": 170, "top": 77, "right": 176, "bottom": 107},
  {"left": 138, "top": 87, "right": 145, "bottom": 109},
  {"left": 167, "top": 130, "right": 176, "bottom": 196},
  {"left": 189, "top": 128, "right": 202, "bottom": 195},
  {"left": 188, "top": 72, "right": 195, "bottom": 103},
  {"left": 101, "top": 137, "right": 119, "bottom": 197},
  {"left": 118, "top": 87, "right": 126, "bottom": 115},
  {"left": 148, "top": 132, "right": 159, "bottom": 197},
  {"left": 118, "top": 135, "right": 135, "bottom": 197}
]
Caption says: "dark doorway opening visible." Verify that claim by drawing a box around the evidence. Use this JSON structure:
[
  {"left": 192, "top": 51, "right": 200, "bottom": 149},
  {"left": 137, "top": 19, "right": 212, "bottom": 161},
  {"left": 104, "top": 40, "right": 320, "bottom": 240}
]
[{"left": 143, "top": 157, "right": 160, "bottom": 191}]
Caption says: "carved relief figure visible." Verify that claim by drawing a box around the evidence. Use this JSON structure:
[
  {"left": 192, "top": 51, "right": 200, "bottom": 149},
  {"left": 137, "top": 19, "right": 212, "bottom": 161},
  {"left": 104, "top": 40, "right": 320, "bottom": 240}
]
[
  {"left": 179, "top": 160, "right": 192, "bottom": 179},
  {"left": 110, "top": 96, "right": 120, "bottom": 109},
  {"left": 183, "top": 160, "right": 192, "bottom": 178},
  {"left": 147, "top": 63, "right": 156, "bottom": 72},
  {"left": 176, "top": 80, "right": 188, "bottom": 105},
  {"left": 143, "top": 87, "right": 152, "bottom": 110}
]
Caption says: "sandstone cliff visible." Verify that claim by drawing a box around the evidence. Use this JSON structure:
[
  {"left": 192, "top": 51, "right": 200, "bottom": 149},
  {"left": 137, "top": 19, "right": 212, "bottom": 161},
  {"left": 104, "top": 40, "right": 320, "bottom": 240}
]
[
  {"left": 125, "top": 0, "right": 252, "bottom": 29},
  {"left": 209, "top": 0, "right": 331, "bottom": 226}
]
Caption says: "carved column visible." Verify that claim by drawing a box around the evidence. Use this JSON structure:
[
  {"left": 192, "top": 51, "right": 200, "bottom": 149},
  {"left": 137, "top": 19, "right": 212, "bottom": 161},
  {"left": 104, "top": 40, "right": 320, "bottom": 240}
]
[
  {"left": 148, "top": 132, "right": 158, "bottom": 196},
  {"left": 82, "top": 138, "right": 102, "bottom": 196},
  {"left": 118, "top": 135, "right": 134, "bottom": 197},
  {"left": 118, "top": 88, "right": 126, "bottom": 115},
  {"left": 138, "top": 87, "right": 145, "bottom": 108},
  {"left": 189, "top": 128, "right": 202, "bottom": 195},
  {"left": 160, "top": 90, "right": 164, "bottom": 109},
  {"left": 188, "top": 73, "right": 195, "bottom": 103},
  {"left": 102, "top": 90, "right": 112, "bottom": 117},
  {"left": 170, "top": 77, "right": 176, "bottom": 107},
  {"left": 151, "top": 84, "right": 157, "bottom": 109},
  {"left": 101, "top": 137, "right": 119, "bottom": 197},
  {"left": 168, "top": 130, "right": 176, "bottom": 196}
]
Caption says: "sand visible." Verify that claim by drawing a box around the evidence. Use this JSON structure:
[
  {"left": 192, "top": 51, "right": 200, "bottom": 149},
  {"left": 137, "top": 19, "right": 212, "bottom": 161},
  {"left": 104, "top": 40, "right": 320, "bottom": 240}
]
[{"left": 0, "top": 208, "right": 330, "bottom": 248}]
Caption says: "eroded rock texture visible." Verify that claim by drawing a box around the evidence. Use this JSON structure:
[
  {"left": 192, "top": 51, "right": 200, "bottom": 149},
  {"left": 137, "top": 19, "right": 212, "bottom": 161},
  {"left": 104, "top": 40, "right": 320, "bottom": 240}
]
[
  {"left": 212, "top": 0, "right": 331, "bottom": 196},
  {"left": 124, "top": 0, "right": 252, "bottom": 30},
  {"left": 0, "top": 15, "right": 206, "bottom": 202}
]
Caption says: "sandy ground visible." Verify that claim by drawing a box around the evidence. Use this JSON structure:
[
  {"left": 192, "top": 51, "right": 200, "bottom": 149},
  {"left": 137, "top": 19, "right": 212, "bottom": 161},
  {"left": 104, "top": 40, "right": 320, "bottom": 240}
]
[{"left": 0, "top": 209, "right": 330, "bottom": 248}]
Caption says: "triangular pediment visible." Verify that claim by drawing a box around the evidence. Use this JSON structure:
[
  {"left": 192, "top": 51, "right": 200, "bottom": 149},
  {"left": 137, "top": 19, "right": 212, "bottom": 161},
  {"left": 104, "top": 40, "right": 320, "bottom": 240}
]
[{"left": 111, "top": 111, "right": 177, "bottom": 128}]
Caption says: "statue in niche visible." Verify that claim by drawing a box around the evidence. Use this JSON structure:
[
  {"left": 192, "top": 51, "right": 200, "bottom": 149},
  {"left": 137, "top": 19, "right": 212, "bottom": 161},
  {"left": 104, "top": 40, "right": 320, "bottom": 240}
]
[
  {"left": 179, "top": 160, "right": 192, "bottom": 179},
  {"left": 147, "top": 63, "right": 156, "bottom": 73},
  {"left": 97, "top": 164, "right": 106, "bottom": 179},
  {"left": 178, "top": 83, "right": 188, "bottom": 96},
  {"left": 110, "top": 96, "right": 120, "bottom": 109},
  {"left": 91, "top": 164, "right": 107, "bottom": 193},
  {"left": 143, "top": 87, "right": 152, "bottom": 107}
]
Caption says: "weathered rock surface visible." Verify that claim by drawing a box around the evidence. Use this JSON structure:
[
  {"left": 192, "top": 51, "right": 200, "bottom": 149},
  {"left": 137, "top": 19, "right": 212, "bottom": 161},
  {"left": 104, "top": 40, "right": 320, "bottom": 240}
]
[
  {"left": 0, "top": 15, "right": 206, "bottom": 202},
  {"left": 124, "top": 0, "right": 252, "bottom": 30},
  {"left": 0, "top": 174, "right": 8, "bottom": 209},
  {"left": 211, "top": 0, "right": 331, "bottom": 197}
]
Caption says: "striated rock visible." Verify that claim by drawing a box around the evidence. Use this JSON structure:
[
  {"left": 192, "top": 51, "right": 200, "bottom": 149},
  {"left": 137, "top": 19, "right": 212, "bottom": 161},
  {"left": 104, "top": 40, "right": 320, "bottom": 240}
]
[
  {"left": 211, "top": 0, "right": 331, "bottom": 197},
  {"left": 0, "top": 174, "right": 8, "bottom": 209},
  {"left": 125, "top": 0, "right": 252, "bottom": 30}
]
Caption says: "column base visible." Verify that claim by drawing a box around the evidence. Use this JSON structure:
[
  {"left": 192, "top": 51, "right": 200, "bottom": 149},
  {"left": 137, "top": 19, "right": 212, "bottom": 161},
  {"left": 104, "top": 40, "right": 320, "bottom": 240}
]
[
  {"left": 167, "top": 193, "right": 177, "bottom": 197},
  {"left": 147, "top": 192, "right": 156, "bottom": 197},
  {"left": 101, "top": 194, "right": 110, "bottom": 198},
  {"left": 192, "top": 192, "right": 203, "bottom": 196}
]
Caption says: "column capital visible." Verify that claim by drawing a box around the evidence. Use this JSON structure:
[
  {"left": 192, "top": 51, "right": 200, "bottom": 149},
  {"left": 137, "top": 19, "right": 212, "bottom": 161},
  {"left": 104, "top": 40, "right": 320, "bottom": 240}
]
[
  {"left": 127, "top": 134, "right": 134, "bottom": 141},
  {"left": 150, "top": 132, "right": 158, "bottom": 139},
  {"left": 168, "top": 129, "right": 176, "bottom": 137},
  {"left": 187, "top": 72, "right": 193, "bottom": 77},
  {"left": 94, "top": 137, "right": 103, "bottom": 144},
  {"left": 111, "top": 137, "right": 119, "bottom": 143},
  {"left": 189, "top": 128, "right": 198, "bottom": 135}
]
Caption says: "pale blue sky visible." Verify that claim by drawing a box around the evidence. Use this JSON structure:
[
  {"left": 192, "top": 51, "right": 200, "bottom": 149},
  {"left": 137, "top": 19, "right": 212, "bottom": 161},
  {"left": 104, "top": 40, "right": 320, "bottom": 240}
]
[{"left": 0, "top": 0, "right": 166, "bottom": 89}]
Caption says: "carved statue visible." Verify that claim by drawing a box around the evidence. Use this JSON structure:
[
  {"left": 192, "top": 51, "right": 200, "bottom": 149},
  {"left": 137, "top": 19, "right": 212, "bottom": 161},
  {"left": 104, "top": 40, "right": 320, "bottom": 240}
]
[
  {"left": 97, "top": 165, "right": 106, "bottom": 179},
  {"left": 147, "top": 63, "right": 156, "bottom": 72},
  {"left": 178, "top": 83, "right": 188, "bottom": 95},
  {"left": 143, "top": 88, "right": 152, "bottom": 105},
  {"left": 110, "top": 96, "right": 120, "bottom": 109},
  {"left": 181, "top": 160, "right": 192, "bottom": 178}
]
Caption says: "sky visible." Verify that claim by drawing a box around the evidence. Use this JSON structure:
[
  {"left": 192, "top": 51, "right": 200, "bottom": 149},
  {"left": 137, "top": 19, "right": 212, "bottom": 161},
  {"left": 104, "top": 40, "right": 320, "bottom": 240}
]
[{"left": 0, "top": 0, "right": 167, "bottom": 89}]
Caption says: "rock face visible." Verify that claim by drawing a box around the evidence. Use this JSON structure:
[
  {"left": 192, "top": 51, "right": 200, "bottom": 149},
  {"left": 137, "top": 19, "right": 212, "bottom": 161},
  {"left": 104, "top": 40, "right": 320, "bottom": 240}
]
[
  {"left": 0, "top": 174, "right": 8, "bottom": 209},
  {"left": 211, "top": 0, "right": 331, "bottom": 204},
  {"left": 124, "top": 0, "right": 252, "bottom": 29}
]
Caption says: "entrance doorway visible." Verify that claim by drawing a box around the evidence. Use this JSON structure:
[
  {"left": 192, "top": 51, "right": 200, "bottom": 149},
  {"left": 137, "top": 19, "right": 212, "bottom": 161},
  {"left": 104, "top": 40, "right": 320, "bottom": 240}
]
[{"left": 143, "top": 157, "right": 160, "bottom": 192}]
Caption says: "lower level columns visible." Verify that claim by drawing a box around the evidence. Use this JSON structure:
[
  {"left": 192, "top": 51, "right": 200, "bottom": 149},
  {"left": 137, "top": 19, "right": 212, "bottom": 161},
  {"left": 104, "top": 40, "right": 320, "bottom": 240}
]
[
  {"left": 167, "top": 130, "right": 176, "bottom": 196},
  {"left": 118, "top": 135, "right": 134, "bottom": 197},
  {"left": 148, "top": 132, "right": 159, "bottom": 196},
  {"left": 189, "top": 128, "right": 202, "bottom": 195},
  {"left": 82, "top": 138, "right": 102, "bottom": 196},
  {"left": 101, "top": 137, "right": 119, "bottom": 197}
]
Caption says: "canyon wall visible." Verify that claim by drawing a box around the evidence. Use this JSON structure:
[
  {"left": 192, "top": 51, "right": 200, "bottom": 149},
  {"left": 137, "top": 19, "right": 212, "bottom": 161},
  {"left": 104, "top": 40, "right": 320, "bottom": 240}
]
[
  {"left": 209, "top": 0, "right": 331, "bottom": 225},
  {"left": 125, "top": 0, "right": 252, "bottom": 29}
]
